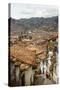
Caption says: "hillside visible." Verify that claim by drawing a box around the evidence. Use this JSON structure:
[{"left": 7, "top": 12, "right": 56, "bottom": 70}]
[{"left": 8, "top": 16, "right": 58, "bottom": 35}]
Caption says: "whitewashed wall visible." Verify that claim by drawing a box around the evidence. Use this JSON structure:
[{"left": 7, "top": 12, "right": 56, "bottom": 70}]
[{"left": 25, "top": 66, "right": 33, "bottom": 85}]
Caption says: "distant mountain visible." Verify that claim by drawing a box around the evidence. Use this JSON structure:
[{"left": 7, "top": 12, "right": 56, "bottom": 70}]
[{"left": 8, "top": 16, "right": 58, "bottom": 35}]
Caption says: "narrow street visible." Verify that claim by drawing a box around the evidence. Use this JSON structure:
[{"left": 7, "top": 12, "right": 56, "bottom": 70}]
[{"left": 34, "top": 74, "right": 56, "bottom": 85}]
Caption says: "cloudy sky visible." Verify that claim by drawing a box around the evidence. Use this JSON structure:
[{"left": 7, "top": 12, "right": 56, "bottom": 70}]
[{"left": 10, "top": 3, "right": 58, "bottom": 19}]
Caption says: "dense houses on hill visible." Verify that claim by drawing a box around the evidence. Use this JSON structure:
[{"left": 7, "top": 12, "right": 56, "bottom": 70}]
[{"left": 9, "top": 31, "right": 58, "bottom": 86}]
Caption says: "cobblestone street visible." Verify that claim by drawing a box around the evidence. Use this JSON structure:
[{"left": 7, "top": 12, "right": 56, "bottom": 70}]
[{"left": 34, "top": 74, "right": 56, "bottom": 85}]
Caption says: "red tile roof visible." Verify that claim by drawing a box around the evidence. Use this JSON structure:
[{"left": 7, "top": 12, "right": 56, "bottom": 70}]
[{"left": 10, "top": 45, "right": 37, "bottom": 66}]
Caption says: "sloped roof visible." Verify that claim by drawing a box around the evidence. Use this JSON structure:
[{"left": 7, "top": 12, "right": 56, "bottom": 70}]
[
  {"left": 37, "top": 51, "right": 47, "bottom": 60},
  {"left": 20, "top": 64, "right": 29, "bottom": 70},
  {"left": 10, "top": 44, "right": 37, "bottom": 66},
  {"left": 25, "top": 44, "right": 47, "bottom": 60},
  {"left": 45, "top": 33, "right": 58, "bottom": 41},
  {"left": 26, "top": 44, "right": 47, "bottom": 54}
]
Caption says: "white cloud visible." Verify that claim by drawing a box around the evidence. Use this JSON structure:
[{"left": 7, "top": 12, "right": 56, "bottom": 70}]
[{"left": 11, "top": 3, "right": 58, "bottom": 19}]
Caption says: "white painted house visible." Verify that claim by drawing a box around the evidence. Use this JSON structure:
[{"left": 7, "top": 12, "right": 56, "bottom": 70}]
[{"left": 10, "top": 44, "right": 37, "bottom": 86}]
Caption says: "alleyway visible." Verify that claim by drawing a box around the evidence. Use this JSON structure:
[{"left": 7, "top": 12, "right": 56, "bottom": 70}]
[{"left": 34, "top": 74, "right": 56, "bottom": 85}]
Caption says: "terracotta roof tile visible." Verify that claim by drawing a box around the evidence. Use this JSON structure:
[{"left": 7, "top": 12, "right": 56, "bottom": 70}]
[{"left": 10, "top": 45, "right": 36, "bottom": 66}]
